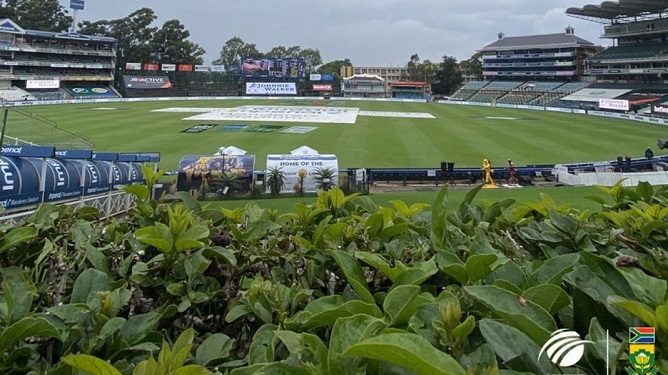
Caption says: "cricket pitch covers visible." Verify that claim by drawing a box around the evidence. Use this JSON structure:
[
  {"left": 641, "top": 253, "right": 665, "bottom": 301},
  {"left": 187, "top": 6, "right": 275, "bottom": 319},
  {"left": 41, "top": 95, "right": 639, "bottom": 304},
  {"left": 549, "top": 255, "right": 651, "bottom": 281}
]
[{"left": 152, "top": 105, "right": 435, "bottom": 124}]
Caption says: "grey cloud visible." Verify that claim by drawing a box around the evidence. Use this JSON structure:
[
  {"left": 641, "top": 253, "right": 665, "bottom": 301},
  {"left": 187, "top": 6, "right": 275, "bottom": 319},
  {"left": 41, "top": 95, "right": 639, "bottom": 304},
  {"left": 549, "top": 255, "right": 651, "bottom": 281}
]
[{"left": 61, "top": 0, "right": 609, "bottom": 65}]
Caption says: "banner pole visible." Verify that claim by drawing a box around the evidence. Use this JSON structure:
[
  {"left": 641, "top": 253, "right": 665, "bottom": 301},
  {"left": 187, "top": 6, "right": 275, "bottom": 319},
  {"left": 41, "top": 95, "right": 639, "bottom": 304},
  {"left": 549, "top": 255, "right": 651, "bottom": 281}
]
[{"left": 0, "top": 107, "right": 9, "bottom": 149}]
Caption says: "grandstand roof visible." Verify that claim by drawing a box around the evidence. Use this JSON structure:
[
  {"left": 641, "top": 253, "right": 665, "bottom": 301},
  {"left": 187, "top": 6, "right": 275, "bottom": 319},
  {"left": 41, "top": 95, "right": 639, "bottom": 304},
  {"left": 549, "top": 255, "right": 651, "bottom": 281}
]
[
  {"left": 480, "top": 32, "right": 595, "bottom": 51},
  {"left": 0, "top": 18, "right": 116, "bottom": 43},
  {"left": 389, "top": 81, "right": 429, "bottom": 87},
  {"left": 566, "top": 0, "right": 668, "bottom": 21},
  {"left": 343, "top": 74, "right": 384, "bottom": 82}
]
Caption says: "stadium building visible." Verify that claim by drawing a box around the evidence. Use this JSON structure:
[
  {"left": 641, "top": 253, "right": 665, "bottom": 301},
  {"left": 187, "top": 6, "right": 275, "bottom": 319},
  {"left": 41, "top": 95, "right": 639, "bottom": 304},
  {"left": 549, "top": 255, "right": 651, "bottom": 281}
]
[
  {"left": 564, "top": 0, "right": 668, "bottom": 111},
  {"left": 480, "top": 27, "right": 601, "bottom": 81},
  {"left": 0, "top": 19, "right": 118, "bottom": 102}
]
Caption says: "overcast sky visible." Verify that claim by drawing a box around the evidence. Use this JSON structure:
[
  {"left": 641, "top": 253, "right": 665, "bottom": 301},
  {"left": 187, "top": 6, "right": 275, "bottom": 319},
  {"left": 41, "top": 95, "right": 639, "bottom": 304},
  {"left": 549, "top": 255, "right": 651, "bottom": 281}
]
[{"left": 60, "top": 0, "right": 611, "bottom": 66}]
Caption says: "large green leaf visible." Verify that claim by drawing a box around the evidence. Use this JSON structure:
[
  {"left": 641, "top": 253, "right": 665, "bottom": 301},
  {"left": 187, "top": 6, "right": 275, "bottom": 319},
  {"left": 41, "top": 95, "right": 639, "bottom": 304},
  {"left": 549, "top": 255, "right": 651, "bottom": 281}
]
[
  {"left": 274, "top": 331, "right": 328, "bottom": 373},
  {"left": 391, "top": 259, "right": 439, "bottom": 289},
  {"left": 0, "top": 317, "right": 61, "bottom": 354},
  {"left": 120, "top": 311, "right": 162, "bottom": 345},
  {"left": 175, "top": 226, "right": 210, "bottom": 252},
  {"left": 355, "top": 252, "right": 407, "bottom": 282},
  {"left": 526, "top": 253, "right": 580, "bottom": 287},
  {"left": 383, "top": 285, "right": 431, "bottom": 327},
  {"left": 0, "top": 267, "right": 36, "bottom": 324},
  {"left": 63, "top": 354, "right": 122, "bottom": 375},
  {"left": 195, "top": 333, "right": 235, "bottom": 367},
  {"left": 618, "top": 267, "right": 667, "bottom": 307},
  {"left": 70, "top": 268, "right": 110, "bottom": 304},
  {"left": 0, "top": 226, "right": 37, "bottom": 254},
  {"left": 286, "top": 296, "right": 381, "bottom": 329},
  {"left": 464, "top": 285, "right": 555, "bottom": 344},
  {"left": 230, "top": 363, "right": 312, "bottom": 375},
  {"left": 465, "top": 254, "right": 498, "bottom": 284},
  {"left": 248, "top": 324, "right": 279, "bottom": 366},
  {"left": 586, "top": 317, "right": 624, "bottom": 365},
  {"left": 579, "top": 252, "right": 634, "bottom": 298},
  {"left": 521, "top": 284, "right": 571, "bottom": 315},
  {"left": 607, "top": 296, "right": 656, "bottom": 326},
  {"left": 328, "top": 315, "right": 387, "bottom": 375},
  {"left": 656, "top": 305, "right": 668, "bottom": 331},
  {"left": 328, "top": 250, "right": 375, "bottom": 304},
  {"left": 135, "top": 223, "right": 173, "bottom": 253},
  {"left": 479, "top": 319, "right": 559, "bottom": 374},
  {"left": 430, "top": 185, "right": 450, "bottom": 248},
  {"left": 343, "top": 332, "right": 466, "bottom": 375},
  {"left": 172, "top": 365, "right": 213, "bottom": 375}
]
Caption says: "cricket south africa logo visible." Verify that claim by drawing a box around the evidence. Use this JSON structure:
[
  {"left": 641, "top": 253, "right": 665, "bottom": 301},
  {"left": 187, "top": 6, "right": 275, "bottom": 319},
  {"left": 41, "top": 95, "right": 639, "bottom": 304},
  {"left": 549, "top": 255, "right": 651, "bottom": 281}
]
[
  {"left": 538, "top": 329, "right": 593, "bottom": 367},
  {"left": 627, "top": 327, "right": 659, "bottom": 375}
]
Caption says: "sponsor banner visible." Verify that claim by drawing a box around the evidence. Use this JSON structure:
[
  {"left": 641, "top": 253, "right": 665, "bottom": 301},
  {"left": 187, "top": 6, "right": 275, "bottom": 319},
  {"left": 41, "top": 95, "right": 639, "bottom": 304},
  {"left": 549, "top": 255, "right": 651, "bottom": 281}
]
[
  {"left": 85, "top": 64, "right": 103, "bottom": 69},
  {"left": 178, "top": 155, "right": 255, "bottom": 194},
  {"left": 44, "top": 187, "right": 82, "bottom": 202},
  {"left": 561, "top": 88, "right": 632, "bottom": 102},
  {"left": 70, "top": 0, "right": 85, "bottom": 10},
  {"left": 312, "top": 84, "right": 333, "bottom": 91},
  {"left": 218, "top": 124, "right": 250, "bottom": 132},
  {"left": 181, "top": 124, "right": 217, "bottom": 133},
  {"left": 195, "top": 65, "right": 209, "bottom": 72},
  {"left": 240, "top": 58, "right": 304, "bottom": 78},
  {"left": 26, "top": 79, "right": 60, "bottom": 89},
  {"left": 50, "top": 63, "right": 69, "bottom": 68},
  {"left": 211, "top": 65, "right": 224, "bottom": 72},
  {"left": 651, "top": 104, "right": 668, "bottom": 117},
  {"left": 1, "top": 145, "right": 55, "bottom": 158},
  {"left": 310, "top": 74, "right": 322, "bottom": 81},
  {"left": 0, "top": 192, "right": 43, "bottom": 210},
  {"left": 55, "top": 149, "right": 93, "bottom": 159},
  {"left": 599, "top": 98, "right": 630, "bottom": 111},
  {"left": 125, "top": 62, "right": 141, "bottom": 70},
  {"left": 178, "top": 64, "right": 193, "bottom": 72},
  {"left": 247, "top": 125, "right": 284, "bottom": 133},
  {"left": 162, "top": 64, "right": 176, "bottom": 71},
  {"left": 266, "top": 154, "right": 338, "bottom": 193},
  {"left": 166, "top": 105, "right": 360, "bottom": 124},
  {"left": 246, "top": 82, "right": 297, "bottom": 95},
  {"left": 321, "top": 74, "right": 334, "bottom": 81},
  {"left": 280, "top": 126, "right": 318, "bottom": 134},
  {"left": 358, "top": 110, "right": 435, "bottom": 119},
  {"left": 68, "top": 86, "right": 114, "bottom": 96},
  {"left": 143, "top": 63, "right": 159, "bottom": 71},
  {"left": 123, "top": 75, "right": 172, "bottom": 89}
]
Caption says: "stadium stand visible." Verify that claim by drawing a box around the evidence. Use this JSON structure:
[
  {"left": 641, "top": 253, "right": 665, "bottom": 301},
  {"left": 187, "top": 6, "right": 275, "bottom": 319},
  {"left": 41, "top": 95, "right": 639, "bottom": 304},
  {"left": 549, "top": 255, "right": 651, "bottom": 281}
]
[
  {"left": 0, "top": 87, "right": 36, "bottom": 101},
  {"left": 592, "top": 42, "right": 668, "bottom": 61},
  {"left": 0, "top": 19, "right": 118, "bottom": 101}
]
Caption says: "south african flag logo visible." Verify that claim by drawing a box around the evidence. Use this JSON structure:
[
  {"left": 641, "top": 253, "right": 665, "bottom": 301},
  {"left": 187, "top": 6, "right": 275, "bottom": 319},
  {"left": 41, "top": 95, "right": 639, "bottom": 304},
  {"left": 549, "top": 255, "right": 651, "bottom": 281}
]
[{"left": 627, "top": 327, "right": 659, "bottom": 375}]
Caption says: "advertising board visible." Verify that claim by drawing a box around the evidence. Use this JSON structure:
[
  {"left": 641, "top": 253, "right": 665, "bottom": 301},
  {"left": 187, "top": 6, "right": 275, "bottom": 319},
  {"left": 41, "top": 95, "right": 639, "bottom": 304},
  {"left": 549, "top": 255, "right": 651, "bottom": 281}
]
[
  {"left": 125, "top": 62, "right": 141, "bottom": 70},
  {"left": 265, "top": 154, "right": 338, "bottom": 193},
  {"left": 651, "top": 104, "right": 668, "bottom": 117},
  {"left": 240, "top": 58, "right": 303, "bottom": 78},
  {"left": 312, "top": 84, "right": 333, "bottom": 91},
  {"left": 599, "top": 98, "right": 630, "bottom": 111},
  {"left": 26, "top": 80, "right": 60, "bottom": 89},
  {"left": 245, "top": 82, "right": 297, "bottom": 95},
  {"left": 177, "top": 155, "right": 256, "bottom": 194},
  {"left": 123, "top": 76, "right": 172, "bottom": 89}
]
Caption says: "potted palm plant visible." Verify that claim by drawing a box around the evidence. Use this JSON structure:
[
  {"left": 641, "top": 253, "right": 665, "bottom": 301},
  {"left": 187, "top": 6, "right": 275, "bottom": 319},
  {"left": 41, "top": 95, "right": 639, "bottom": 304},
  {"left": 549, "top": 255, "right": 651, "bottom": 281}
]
[
  {"left": 265, "top": 166, "right": 287, "bottom": 196},
  {"left": 314, "top": 167, "right": 336, "bottom": 191}
]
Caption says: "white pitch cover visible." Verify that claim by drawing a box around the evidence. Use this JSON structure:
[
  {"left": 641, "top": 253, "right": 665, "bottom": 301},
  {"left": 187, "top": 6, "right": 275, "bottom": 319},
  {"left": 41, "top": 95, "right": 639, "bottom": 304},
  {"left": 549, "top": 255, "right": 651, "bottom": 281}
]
[{"left": 246, "top": 82, "right": 297, "bottom": 95}]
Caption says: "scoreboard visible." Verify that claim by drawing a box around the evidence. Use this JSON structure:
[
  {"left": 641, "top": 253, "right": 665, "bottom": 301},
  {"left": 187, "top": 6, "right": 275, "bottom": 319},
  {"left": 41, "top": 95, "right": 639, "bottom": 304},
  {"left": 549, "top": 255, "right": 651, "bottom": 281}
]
[{"left": 240, "top": 58, "right": 304, "bottom": 79}]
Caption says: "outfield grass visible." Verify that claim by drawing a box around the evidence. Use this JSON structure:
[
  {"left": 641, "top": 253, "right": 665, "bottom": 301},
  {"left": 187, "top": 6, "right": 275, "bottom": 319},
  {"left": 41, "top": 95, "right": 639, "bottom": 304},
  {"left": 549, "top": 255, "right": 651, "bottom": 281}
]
[
  {"left": 8, "top": 99, "right": 667, "bottom": 171},
  {"left": 202, "top": 185, "right": 608, "bottom": 214}
]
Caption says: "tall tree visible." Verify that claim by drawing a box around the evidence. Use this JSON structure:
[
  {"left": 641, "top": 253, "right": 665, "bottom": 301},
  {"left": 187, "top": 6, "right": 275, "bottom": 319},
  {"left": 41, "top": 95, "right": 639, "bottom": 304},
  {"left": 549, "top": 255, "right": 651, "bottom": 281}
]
[
  {"left": 405, "top": 53, "right": 421, "bottom": 80},
  {"left": 212, "top": 37, "right": 262, "bottom": 69},
  {"left": 317, "top": 58, "right": 351, "bottom": 78},
  {"left": 0, "top": 0, "right": 72, "bottom": 32},
  {"left": 459, "top": 52, "right": 483, "bottom": 81},
  {"left": 435, "top": 55, "right": 463, "bottom": 95},
  {"left": 150, "top": 19, "right": 205, "bottom": 64},
  {"left": 298, "top": 48, "right": 322, "bottom": 74},
  {"left": 78, "top": 7, "right": 158, "bottom": 66}
]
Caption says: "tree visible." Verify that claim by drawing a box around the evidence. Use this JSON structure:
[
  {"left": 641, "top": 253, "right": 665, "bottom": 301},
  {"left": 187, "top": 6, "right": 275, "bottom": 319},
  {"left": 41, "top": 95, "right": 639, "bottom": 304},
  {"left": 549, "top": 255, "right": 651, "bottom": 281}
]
[
  {"left": 78, "top": 7, "right": 158, "bottom": 67},
  {"left": 150, "top": 19, "right": 205, "bottom": 64},
  {"left": 317, "top": 59, "right": 351, "bottom": 78},
  {"left": 0, "top": 0, "right": 72, "bottom": 32},
  {"left": 459, "top": 52, "right": 483, "bottom": 81},
  {"left": 405, "top": 53, "right": 421, "bottom": 81},
  {"left": 212, "top": 36, "right": 262, "bottom": 69},
  {"left": 435, "top": 55, "right": 463, "bottom": 95},
  {"left": 265, "top": 167, "right": 287, "bottom": 196},
  {"left": 298, "top": 48, "right": 322, "bottom": 74}
]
